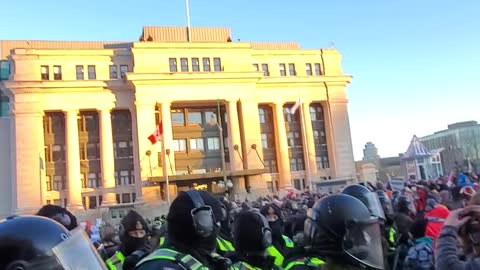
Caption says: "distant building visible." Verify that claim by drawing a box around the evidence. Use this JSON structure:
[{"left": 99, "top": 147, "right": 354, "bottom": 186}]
[
  {"left": 401, "top": 136, "right": 443, "bottom": 180},
  {"left": 356, "top": 142, "right": 402, "bottom": 182},
  {"left": 363, "top": 142, "right": 380, "bottom": 161},
  {"left": 420, "top": 121, "right": 480, "bottom": 175}
]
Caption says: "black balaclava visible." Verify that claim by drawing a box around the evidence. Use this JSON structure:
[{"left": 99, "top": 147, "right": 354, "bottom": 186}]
[
  {"left": 167, "top": 191, "right": 223, "bottom": 256},
  {"left": 233, "top": 211, "right": 275, "bottom": 269},
  {"left": 36, "top": 205, "right": 78, "bottom": 231},
  {"left": 260, "top": 204, "right": 283, "bottom": 245},
  {"left": 120, "top": 210, "right": 149, "bottom": 256}
]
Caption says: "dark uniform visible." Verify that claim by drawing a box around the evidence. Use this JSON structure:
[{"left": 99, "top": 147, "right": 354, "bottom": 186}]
[
  {"left": 290, "top": 194, "right": 384, "bottom": 270},
  {"left": 135, "top": 190, "right": 232, "bottom": 270},
  {"left": 0, "top": 215, "right": 107, "bottom": 269}
]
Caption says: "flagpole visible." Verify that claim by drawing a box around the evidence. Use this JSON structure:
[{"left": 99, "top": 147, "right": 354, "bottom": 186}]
[
  {"left": 217, "top": 99, "right": 228, "bottom": 185},
  {"left": 158, "top": 103, "right": 171, "bottom": 206},
  {"left": 185, "top": 0, "right": 192, "bottom": 42}
]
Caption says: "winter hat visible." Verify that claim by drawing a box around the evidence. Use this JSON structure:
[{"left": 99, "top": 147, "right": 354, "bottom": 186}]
[
  {"left": 167, "top": 190, "right": 223, "bottom": 244},
  {"left": 120, "top": 210, "right": 149, "bottom": 237},
  {"left": 36, "top": 205, "right": 78, "bottom": 231}
]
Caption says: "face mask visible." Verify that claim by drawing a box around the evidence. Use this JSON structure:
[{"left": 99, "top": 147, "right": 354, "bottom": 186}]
[
  {"left": 268, "top": 220, "right": 282, "bottom": 239},
  {"left": 123, "top": 235, "right": 147, "bottom": 255}
]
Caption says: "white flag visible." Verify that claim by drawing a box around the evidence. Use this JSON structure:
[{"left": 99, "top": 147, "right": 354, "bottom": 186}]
[{"left": 289, "top": 98, "right": 301, "bottom": 115}]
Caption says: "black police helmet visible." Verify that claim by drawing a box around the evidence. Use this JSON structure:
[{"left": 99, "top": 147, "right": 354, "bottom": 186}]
[
  {"left": 0, "top": 215, "right": 70, "bottom": 269},
  {"left": 305, "top": 194, "right": 384, "bottom": 269},
  {"left": 342, "top": 184, "right": 385, "bottom": 220}
]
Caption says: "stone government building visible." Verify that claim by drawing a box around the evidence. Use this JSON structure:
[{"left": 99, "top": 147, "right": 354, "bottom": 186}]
[{"left": 0, "top": 27, "right": 355, "bottom": 220}]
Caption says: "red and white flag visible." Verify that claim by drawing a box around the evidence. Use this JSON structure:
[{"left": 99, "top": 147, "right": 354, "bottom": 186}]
[
  {"left": 289, "top": 98, "right": 301, "bottom": 115},
  {"left": 148, "top": 120, "right": 163, "bottom": 145}
]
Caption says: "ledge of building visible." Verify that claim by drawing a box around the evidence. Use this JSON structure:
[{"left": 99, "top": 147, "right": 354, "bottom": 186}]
[{"left": 147, "top": 168, "right": 268, "bottom": 183}]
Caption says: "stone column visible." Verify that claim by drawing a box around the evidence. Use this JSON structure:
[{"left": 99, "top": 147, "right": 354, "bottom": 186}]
[
  {"left": 227, "top": 100, "right": 243, "bottom": 171},
  {"left": 99, "top": 109, "right": 116, "bottom": 205},
  {"left": 10, "top": 106, "right": 45, "bottom": 214},
  {"left": 272, "top": 102, "right": 292, "bottom": 189},
  {"left": 301, "top": 101, "right": 318, "bottom": 182},
  {"left": 64, "top": 110, "right": 83, "bottom": 211},
  {"left": 327, "top": 100, "right": 356, "bottom": 178},
  {"left": 227, "top": 99, "right": 244, "bottom": 195},
  {"left": 160, "top": 102, "right": 175, "bottom": 175}
]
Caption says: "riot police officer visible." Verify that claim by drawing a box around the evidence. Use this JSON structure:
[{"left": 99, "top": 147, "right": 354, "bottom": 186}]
[
  {"left": 0, "top": 215, "right": 107, "bottom": 269},
  {"left": 288, "top": 194, "right": 384, "bottom": 270}
]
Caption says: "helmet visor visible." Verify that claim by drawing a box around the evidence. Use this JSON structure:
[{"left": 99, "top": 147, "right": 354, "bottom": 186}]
[
  {"left": 364, "top": 192, "right": 386, "bottom": 220},
  {"left": 52, "top": 228, "right": 108, "bottom": 270},
  {"left": 343, "top": 219, "right": 384, "bottom": 270}
]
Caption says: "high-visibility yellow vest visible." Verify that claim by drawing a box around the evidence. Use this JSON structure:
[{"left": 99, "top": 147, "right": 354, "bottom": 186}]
[
  {"left": 106, "top": 251, "right": 125, "bottom": 270},
  {"left": 284, "top": 257, "right": 325, "bottom": 270},
  {"left": 136, "top": 248, "right": 209, "bottom": 270},
  {"left": 217, "top": 236, "right": 235, "bottom": 252}
]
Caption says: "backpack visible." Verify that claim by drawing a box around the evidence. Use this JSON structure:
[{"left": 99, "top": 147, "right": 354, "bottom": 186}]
[{"left": 403, "top": 238, "right": 434, "bottom": 270}]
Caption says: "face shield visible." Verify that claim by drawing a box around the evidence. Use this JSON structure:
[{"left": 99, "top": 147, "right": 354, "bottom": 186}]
[
  {"left": 52, "top": 228, "right": 108, "bottom": 270},
  {"left": 343, "top": 219, "right": 384, "bottom": 270},
  {"left": 363, "top": 192, "right": 386, "bottom": 221}
]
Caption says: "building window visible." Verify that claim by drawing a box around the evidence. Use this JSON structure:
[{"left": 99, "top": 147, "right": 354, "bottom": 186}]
[
  {"left": 79, "top": 143, "right": 86, "bottom": 160},
  {"left": 305, "top": 63, "right": 312, "bottom": 76},
  {"left": 87, "top": 173, "right": 98, "bottom": 188},
  {"left": 287, "top": 132, "right": 301, "bottom": 147},
  {"left": 279, "top": 64, "right": 286, "bottom": 76},
  {"left": 41, "top": 66, "right": 49, "bottom": 80},
  {"left": 258, "top": 108, "right": 266, "bottom": 123},
  {"left": 86, "top": 143, "right": 99, "bottom": 160},
  {"left": 253, "top": 64, "right": 259, "bottom": 71},
  {"left": 169, "top": 58, "right": 177, "bottom": 72},
  {"left": 213, "top": 58, "right": 221, "bottom": 71},
  {"left": 52, "top": 145, "right": 64, "bottom": 162},
  {"left": 261, "top": 64, "right": 269, "bottom": 76},
  {"left": 317, "top": 156, "right": 329, "bottom": 169},
  {"left": 89, "top": 196, "right": 97, "bottom": 209},
  {"left": 192, "top": 58, "right": 200, "bottom": 72},
  {"left": 188, "top": 111, "right": 202, "bottom": 125},
  {"left": 122, "top": 193, "right": 131, "bottom": 204},
  {"left": 190, "top": 138, "right": 205, "bottom": 151},
  {"left": 173, "top": 139, "right": 187, "bottom": 152},
  {"left": 204, "top": 111, "right": 217, "bottom": 125},
  {"left": 52, "top": 66, "right": 62, "bottom": 80},
  {"left": 180, "top": 58, "right": 189, "bottom": 72},
  {"left": 0, "top": 60, "right": 10, "bottom": 80},
  {"left": 207, "top": 137, "right": 220, "bottom": 150},
  {"left": 109, "top": 65, "right": 118, "bottom": 79},
  {"left": 290, "top": 158, "right": 304, "bottom": 171},
  {"left": 203, "top": 58, "right": 211, "bottom": 72},
  {"left": 261, "top": 134, "right": 268, "bottom": 149},
  {"left": 84, "top": 114, "right": 97, "bottom": 132},
  {"left": 53, "top": 175, "right": 63, "bottom": 191},
  {"left": 116, "top": 170, "right": 130, "bottom": 186},
  {"left": 76, "top": 65, "right": 84, "bottom": 80},
  {"left": 116, "top": 141, "right": 131, "bottom": 158},
  {"left": 288, "top": 63, "right": 296, "bottom": 76},
  {"left": 120, "top": 65, "right": 128, "bottom": 79},
  {"left": 171, "top": 109, "right": 185, "bottom": 126},
  {"left": 314, "top": 63, "right": 322, "bottom": 76},
  {"left": 88, "top": 65, "right": 96, "bottom": 80}
]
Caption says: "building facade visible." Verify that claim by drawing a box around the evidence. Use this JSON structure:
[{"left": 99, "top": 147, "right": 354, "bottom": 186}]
[
  {"left": 420, "top": 121, "right": 480, "bottom": 175},
  {"left": 0, "top": 27, "right": 355, "bottom": 218},
  {"left": 401, "top": 136, "right": 443, "bottom": 181}
]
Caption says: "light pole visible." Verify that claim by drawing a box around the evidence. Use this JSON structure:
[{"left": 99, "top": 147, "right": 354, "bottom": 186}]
[{"left": 217, "top": 100, "right": 228, "bottom": 185}]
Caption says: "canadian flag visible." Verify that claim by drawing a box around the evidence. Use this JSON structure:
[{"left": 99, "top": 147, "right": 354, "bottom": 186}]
[
  {"left": 148, "top": 120, "right": 163, "bottom": 145},
  {"left": 289, "top": 98, "right": 301, "bottom": 115}
]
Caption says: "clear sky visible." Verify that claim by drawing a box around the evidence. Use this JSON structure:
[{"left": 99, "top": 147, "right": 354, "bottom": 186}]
[{"left": 2, "top": 0, "right": 479, "bottom": 160}]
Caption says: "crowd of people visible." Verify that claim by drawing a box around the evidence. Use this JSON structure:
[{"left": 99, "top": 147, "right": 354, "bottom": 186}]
[{"left": 1, "top": 171, "right": 480, "bottom": 269}]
